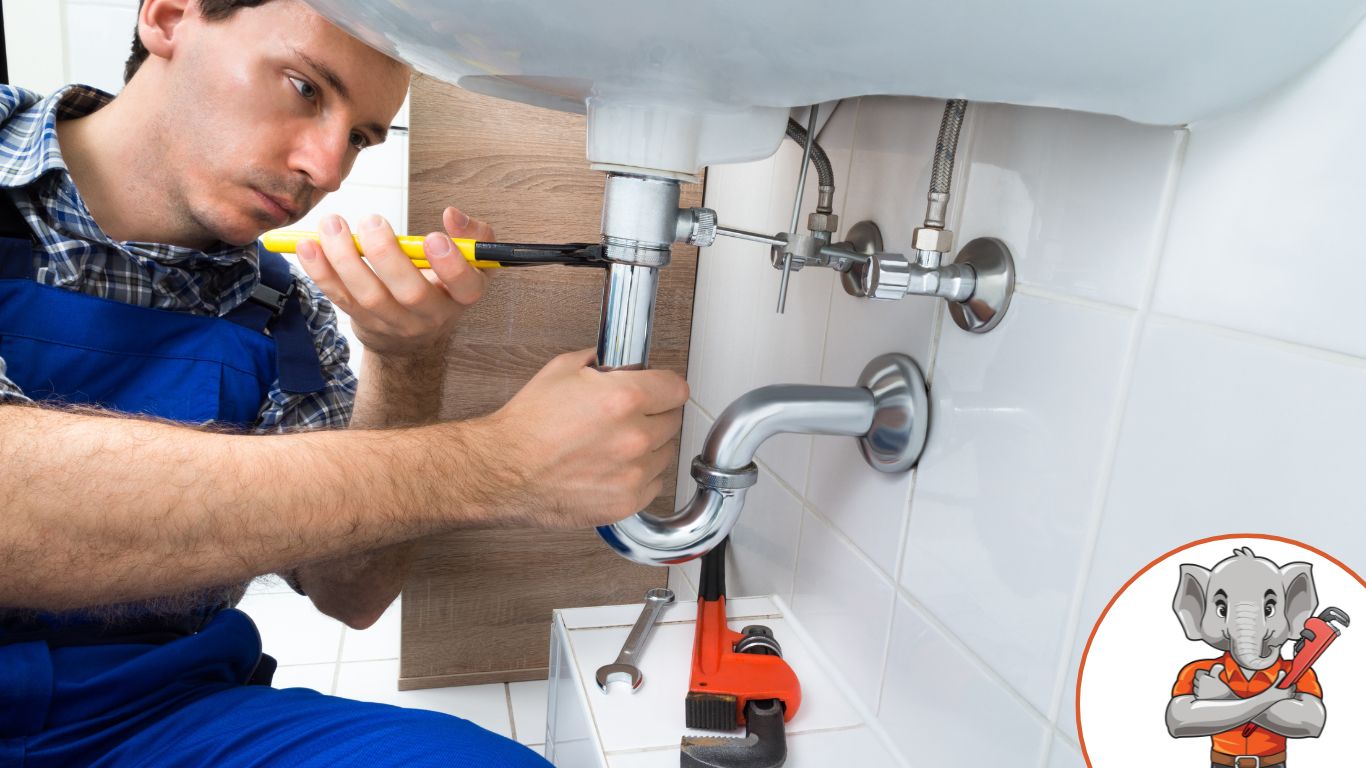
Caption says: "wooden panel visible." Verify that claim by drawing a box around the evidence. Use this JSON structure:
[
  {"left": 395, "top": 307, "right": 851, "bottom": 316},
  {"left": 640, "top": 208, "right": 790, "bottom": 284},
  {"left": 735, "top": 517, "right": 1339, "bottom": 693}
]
[{"left": 400, "top": 76, "right": 702, "bottom": 689}]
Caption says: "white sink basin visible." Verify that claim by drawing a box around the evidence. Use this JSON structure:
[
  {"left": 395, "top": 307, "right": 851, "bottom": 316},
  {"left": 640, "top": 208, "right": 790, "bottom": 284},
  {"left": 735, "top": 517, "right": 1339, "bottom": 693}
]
[{"left": 306, "top": 0, "right": 1366, "bottom": 175}]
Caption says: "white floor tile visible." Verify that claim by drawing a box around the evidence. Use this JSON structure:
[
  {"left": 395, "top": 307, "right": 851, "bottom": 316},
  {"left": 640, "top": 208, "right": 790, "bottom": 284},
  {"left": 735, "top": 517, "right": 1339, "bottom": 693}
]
[
  {"left": 236, "top": 591, "right": 344, "bottom": 666},
  {"left": 334, "top": 660, "right": 513, "bottom": 738},
  {"left": 339, "top": 597, "right": 401, "bottom": 662},
  {"left": 509, "top": 679, "right": 550, "bottom": 745},
  {"left": 270, "top": 663, "right": 336, "bottom": 695}
]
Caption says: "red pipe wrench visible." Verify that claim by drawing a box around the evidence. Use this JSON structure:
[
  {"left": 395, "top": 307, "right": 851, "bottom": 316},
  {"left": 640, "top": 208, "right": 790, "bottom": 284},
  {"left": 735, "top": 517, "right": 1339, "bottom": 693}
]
[{"left": 1242, "top": 606, "right": 1349, "bottom": 737}]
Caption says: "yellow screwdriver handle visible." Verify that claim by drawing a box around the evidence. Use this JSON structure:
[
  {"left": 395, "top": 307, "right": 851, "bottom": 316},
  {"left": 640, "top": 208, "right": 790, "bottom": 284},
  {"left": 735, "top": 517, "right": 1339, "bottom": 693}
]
[{"left": 259, "top": 229, "right": 500, "bottom": 269}]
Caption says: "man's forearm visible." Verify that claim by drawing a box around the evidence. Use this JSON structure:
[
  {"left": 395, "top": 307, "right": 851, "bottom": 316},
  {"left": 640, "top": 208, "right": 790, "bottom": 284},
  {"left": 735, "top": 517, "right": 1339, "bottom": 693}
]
[
  {"left": 0, "top": 400, "right": 503, "bottom": 611},
  {"left": 292, "top": 348, "right": 446, "bottom": 626}
]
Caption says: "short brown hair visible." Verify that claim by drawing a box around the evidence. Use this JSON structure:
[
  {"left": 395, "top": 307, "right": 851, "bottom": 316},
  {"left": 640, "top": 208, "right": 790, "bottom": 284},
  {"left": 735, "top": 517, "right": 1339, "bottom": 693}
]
[{"left": 124, "top": 0, "right": 277, "bottom": 84}]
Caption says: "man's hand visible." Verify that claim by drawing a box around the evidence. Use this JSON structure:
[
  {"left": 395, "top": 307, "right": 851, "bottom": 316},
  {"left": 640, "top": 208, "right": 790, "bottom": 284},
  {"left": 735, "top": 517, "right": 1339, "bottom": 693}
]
[
  {"left": 1193, "top": 663, "right": 1236, "bottom": 700},
  {"left": 473, "top": 349, "right": 690, "bottom": 529},
  {"left": 295, "top": 207, "right": 491, "bottom": 358}
]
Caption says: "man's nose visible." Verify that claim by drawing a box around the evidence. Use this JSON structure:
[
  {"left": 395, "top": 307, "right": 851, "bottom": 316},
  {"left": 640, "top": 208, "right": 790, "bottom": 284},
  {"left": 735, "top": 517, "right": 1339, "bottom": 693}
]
[{"left": 291, "top": 129, "right": 350, "bottom": 195}]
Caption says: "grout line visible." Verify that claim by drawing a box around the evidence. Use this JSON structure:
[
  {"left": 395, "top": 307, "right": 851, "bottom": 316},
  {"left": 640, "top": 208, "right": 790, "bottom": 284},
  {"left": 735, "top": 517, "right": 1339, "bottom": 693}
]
[
  {"left": 504, "top": 682, "right": 518, "bottom": 743},
  {"left": 1012, "top": 283, "right": 1140, "bottom": 316},
  {"left": 1040, "top": 127, "right": 1191, "bottom": 747},
  {"left": 1146, "top": 310, "right": 1366, "bottom": 371},
  {"left": 897, "top": 587, "right": 1055, "bottom": 731}
]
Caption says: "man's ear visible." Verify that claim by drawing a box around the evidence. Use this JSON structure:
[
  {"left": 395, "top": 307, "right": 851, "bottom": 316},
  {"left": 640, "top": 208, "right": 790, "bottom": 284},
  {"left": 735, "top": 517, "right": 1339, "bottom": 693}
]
[
  {"left": 1173, "top": 564, "right": 1211, "bottom": 642},
  {"left": 138, "top": 0, "right": 194, "bottom": 61}
]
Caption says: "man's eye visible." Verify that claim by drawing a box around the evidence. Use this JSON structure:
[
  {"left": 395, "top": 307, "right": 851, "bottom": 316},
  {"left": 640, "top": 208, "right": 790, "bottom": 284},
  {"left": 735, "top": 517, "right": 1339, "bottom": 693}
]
[
  {"left": 289, "top": 77, "right": 317, "bottom": 100},
  {"left": 349, "top": 131, "right": 370, "bottom": 151}
]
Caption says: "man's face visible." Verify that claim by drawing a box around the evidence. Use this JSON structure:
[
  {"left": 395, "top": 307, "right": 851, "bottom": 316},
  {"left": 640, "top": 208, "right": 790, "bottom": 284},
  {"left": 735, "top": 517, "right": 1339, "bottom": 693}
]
[{"left": 157, "top": 0, "right": 410, "bottom": 246}]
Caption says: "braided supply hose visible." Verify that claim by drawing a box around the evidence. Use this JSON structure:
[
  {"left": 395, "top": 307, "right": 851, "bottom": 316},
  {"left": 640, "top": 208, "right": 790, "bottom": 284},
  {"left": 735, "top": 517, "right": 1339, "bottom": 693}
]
[
  {"left": 785, "top": 117, "right": 835, "bottom": 214},
  {"left": 925, "top": 99, "right": 967, "bottom": 228}
]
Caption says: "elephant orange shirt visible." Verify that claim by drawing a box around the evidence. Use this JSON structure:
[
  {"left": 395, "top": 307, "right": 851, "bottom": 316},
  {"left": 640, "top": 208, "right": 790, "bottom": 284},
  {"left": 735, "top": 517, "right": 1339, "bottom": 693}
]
[{"left": 1172, "top": 653, "right": 1322, "bottom": 758}]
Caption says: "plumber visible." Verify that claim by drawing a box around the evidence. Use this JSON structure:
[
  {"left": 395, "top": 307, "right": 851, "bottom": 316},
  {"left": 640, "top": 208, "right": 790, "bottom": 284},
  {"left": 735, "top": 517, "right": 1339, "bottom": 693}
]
[{"left": 0, "top": 0, "right": 686, "bottom": 765}]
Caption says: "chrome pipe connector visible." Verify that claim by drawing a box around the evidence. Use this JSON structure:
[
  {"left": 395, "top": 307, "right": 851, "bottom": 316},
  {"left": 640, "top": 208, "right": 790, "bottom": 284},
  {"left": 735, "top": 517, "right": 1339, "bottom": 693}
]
[
  {"left": 601, "top": 174, "right": 680, "bottom": 268},
  {"left": 595, "top": 172, "right": 684, "bottom": 371},
  {"left": 598, "top": 353, "right": 929, "bottom": 566},
  {"left": 837, "top": 221, "right": 1014, "bottom": 334}
]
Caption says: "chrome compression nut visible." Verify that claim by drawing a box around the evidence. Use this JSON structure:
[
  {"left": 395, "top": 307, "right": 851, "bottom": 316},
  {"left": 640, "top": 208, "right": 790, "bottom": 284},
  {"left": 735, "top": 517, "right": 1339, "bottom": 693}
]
[
  {"left": 911, "top": 226, "right": 954, "bottom": 254},
  {"left": 674, "top": 207, "right": 718, "bottom": 247},
  {"left": 690, "top": 457, "right": 758, "bottom": 491},
  {"left": 807, "top": 211, "right": 839, "bottom": 236}
]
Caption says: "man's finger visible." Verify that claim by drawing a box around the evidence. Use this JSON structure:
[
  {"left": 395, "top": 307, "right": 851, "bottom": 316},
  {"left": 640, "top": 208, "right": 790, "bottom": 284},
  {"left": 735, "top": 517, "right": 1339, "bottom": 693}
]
[
  {"left": 318, "top": 214, "right": 392, "bottom": 313},
  {"left": 611, "top": 369, "right": 690, "bottom": 415},
  {"left": 294, "top": 238, "right": 353, "bottom": 308},
  {"left": 354, "top": 214, "right": 431, "bottom": 309},
  {"left": 422, "top": 231, "right": 487, "bottom": 306},
  {"left": 443, "top": 206, "right": 496, "bottom": 242},
  {"left": 1209, "top": 663, "right": 1224, "bottom": 677}
]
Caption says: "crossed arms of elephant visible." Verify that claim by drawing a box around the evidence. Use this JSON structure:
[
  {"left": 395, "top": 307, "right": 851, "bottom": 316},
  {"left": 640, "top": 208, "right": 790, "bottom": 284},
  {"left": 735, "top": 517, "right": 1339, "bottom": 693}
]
[{"left": 1164, "top": 548, "right": 1326, "bottom": 740}]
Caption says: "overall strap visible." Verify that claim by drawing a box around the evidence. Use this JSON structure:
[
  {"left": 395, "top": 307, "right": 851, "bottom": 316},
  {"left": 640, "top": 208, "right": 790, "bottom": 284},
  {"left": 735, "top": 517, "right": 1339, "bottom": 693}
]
[
  {"left": 0, "top": 192, "right": 37, "bottom": 280},
  {"left": 222, "top": 244, "right": 326, "bottom": 394}
]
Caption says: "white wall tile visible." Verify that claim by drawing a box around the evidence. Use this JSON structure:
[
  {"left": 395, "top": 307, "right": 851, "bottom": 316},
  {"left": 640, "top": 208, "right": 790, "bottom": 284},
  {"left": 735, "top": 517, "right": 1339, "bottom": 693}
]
[
  {"left": 295, "top": 184, "right": 406, "bottom": 236},
  {"left": 791, "top": 508, "right": 896, "bottom": 711},
  {"left": 1055, "top": 317, "right": 1366, "bottom": 739},
  {"left": 878, "top": 595, "right": 1049, "bottom": 765},
  {"left": 726, "top": 465, "right": 804, "bottom": 604},
  {"left": 901, "top": 294, "right": 1133, "bottom": 715},
  {"left": 1046, "top": 736, "right": 1084, "bottom": 768},
  {"left": 804, "top": 433, "right": 912, "bottom": 578},
  {"left": 6, "top": 0, "right": 68, "bottom": 92},
  {"left": 958, "top": 104, "right": 1182, "bottom": 308},
  {"left": 348, "top": 131, "right": 408, "bottom": 189},
  {"left": 64, "top": 2, "right": 138, "bottom": 94},
  {"left": 1152, "top": 16, "right": 1366, "bottom": 358}
]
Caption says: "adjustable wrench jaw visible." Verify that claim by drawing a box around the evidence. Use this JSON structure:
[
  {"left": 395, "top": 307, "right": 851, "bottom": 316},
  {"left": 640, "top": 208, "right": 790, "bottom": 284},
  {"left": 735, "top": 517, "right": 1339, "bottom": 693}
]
[{"left": 681, "top": 699, "right": 787, "bottom": 768}]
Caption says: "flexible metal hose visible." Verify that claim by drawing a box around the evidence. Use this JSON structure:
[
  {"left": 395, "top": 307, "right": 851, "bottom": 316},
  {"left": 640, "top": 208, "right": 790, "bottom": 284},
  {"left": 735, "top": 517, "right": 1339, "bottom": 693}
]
[
  {"left": 785, "top": 117, "right": 835, "bottom": 214},
  {"left": 925, "top": 99, "right": 967, "bottom": 228}
]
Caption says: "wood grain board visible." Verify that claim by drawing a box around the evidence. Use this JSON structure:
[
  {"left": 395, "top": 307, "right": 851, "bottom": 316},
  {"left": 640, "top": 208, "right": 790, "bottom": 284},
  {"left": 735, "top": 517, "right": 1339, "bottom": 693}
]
[{"left": 400, "top": 76, "right": 702, "bottom": 689}]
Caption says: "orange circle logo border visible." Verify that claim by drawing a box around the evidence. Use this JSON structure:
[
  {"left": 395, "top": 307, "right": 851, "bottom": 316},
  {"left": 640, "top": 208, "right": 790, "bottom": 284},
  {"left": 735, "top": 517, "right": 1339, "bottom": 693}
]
[{"left": 1075, "top": 532, "right": 1366, "bottom": 766}]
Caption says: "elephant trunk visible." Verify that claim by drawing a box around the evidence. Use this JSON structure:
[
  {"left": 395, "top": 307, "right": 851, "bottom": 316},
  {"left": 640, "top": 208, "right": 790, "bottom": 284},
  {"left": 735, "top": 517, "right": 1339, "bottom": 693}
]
[{"left": 1231, "top": 602, "right": 1275, "bottom": 670}]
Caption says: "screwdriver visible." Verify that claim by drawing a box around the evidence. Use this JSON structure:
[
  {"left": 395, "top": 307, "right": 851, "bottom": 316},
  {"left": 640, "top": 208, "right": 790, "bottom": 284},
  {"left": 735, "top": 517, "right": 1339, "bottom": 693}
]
[{"left": 260, "top": 229, "right": 605, "bottom": 270}]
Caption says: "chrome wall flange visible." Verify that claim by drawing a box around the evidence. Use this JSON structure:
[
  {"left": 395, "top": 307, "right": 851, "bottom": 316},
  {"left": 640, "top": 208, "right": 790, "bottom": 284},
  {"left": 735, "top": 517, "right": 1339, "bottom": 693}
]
[
  {"left": 856, "top": 353, "right": 929, "bottom": 473},
  {"left": 947, "top": 237, "right": 1015, "bottom": 334}
]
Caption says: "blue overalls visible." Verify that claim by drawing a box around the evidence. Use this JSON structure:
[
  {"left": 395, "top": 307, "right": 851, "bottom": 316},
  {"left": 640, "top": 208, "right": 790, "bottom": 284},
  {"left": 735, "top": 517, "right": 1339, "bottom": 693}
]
[{"left": 0, "top": 206, "right": 549, "bottom": 767}]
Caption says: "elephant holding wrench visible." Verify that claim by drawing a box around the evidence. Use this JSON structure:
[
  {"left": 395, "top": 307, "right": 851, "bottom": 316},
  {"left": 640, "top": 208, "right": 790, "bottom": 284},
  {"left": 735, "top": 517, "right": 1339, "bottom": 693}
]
[{"left": 1165, "top": 547, "right": 1326, "bottom": 763}]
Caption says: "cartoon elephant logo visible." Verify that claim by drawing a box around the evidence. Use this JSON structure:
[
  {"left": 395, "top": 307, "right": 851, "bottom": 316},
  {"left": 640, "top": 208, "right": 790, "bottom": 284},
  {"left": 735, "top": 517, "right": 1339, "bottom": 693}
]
[{"left": 1166, "top": 547, "right": 1331, "bottom": 768}]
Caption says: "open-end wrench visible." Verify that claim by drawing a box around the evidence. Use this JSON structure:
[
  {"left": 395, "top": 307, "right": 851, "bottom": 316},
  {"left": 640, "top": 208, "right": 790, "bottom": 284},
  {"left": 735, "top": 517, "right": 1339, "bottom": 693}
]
[{"left": 596, "top": 587, "right": 675, "bottom": 693}]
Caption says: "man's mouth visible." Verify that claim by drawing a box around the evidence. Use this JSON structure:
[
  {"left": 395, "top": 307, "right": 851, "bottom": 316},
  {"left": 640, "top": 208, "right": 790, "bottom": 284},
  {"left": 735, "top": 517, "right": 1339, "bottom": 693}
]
[{"left": 252, "top": 189, "right": 298, "bottom": 226}]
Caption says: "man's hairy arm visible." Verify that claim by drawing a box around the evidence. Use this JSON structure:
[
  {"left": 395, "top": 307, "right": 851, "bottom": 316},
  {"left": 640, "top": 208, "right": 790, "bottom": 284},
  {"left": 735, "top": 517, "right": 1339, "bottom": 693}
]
[
  {"left": 0, "top": 399, "right": 503, "bottom": 612},
  {"left": 0, "top": 349, "right": 688, "bottom": 615},
  {"left": 290, "top": 349, "right": 444, "bottom": 628}
]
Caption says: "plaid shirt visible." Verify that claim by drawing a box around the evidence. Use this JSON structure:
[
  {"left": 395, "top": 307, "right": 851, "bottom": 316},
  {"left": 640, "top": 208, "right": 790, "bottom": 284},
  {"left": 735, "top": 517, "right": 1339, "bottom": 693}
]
[{"left": 0, "top": 84, "right": 356, "bottom": 431}]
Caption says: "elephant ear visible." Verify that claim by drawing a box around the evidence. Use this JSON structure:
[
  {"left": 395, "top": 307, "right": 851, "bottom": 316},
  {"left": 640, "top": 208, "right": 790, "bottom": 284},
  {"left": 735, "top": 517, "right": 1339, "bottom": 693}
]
[
  {"left": 1174, "top": 564, "right": 1212, "bottom": 642},
  {"left": 1281, "top": 562, "right": 1318, "bottom": 636}
]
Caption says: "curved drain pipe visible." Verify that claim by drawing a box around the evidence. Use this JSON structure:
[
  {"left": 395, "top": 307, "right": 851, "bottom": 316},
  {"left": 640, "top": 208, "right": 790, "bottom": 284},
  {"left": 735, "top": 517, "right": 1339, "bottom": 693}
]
[{"left": 598, "top": 353, "right": 929, "bottom": 566}]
